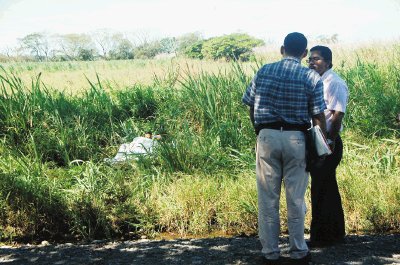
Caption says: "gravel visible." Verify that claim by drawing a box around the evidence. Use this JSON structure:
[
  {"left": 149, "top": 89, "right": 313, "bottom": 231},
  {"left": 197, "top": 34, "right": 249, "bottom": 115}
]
[{"left": 0, "top": 234, "right": 399, "bottom": 264}]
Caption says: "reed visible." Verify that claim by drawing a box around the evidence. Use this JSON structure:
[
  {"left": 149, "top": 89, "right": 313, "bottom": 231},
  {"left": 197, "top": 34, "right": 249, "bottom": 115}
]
[{"left": 0, "top": 43, "right": 399, "bottom": 242}]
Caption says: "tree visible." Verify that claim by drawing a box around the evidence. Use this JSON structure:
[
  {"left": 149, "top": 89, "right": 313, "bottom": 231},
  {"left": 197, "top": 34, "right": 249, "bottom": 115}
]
[
  {"left": 133, "top": 41, "right": 162, "bottom": 59},
  {"left": 316, "top": 34, "right": 339, "bottom": 44},
  {"left": 1, "top": 46, "right": 16, "bottom": 58},
  {"left": 176, "top": 32, "right": 203, "bottom": 55},
  {"left": 19, "top": 32, "right": 50, "bottom": 61},
  {"left": 78, "top": 48, "right": 96, "bottom": 61},
  {"left": 159, "top": 37, "right": 178, "bottom": 54},
  {"left": 91, "top": 29, "right": 124, "bottom": 60},
  {"left": 57, "top": 33, "right": 96, "bottom": 61},
  {"left": 184, "top": 41, "right": 204, "bottom": 59},
  {"left": 201, "top": 33, "right": 264, "bottom": 61},
  {"left": 109, "top": 38, "right": 134, "bottom": 60}
]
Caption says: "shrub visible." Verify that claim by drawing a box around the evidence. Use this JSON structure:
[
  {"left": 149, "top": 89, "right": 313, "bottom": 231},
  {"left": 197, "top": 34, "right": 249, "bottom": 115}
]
[
  {"left": 201, "top": 33, "right": 264, "bottom": 61},
  {"left": 184, "top": 41, "right": 204, "bottom": 59}
]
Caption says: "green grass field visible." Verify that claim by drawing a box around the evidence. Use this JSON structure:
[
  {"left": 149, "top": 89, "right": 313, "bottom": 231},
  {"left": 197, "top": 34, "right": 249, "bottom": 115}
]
[{"left": 0, "top": 43, "right": 399, "bottom": 243}]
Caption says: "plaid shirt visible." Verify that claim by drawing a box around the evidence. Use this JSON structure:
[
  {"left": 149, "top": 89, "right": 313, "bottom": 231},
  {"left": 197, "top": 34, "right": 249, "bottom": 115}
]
[{"left": 242, "top": 57, "right": 326, "bottom": 126}]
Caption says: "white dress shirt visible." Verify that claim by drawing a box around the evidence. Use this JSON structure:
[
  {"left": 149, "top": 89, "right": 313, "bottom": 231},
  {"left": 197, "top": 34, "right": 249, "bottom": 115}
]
[{"left": 320, "top": 69, "right": 349, "bottom": 132}]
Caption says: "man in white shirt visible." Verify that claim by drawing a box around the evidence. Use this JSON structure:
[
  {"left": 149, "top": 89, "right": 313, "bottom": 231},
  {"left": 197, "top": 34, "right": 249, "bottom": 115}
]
[{"left": 307, "top": 45, "right": 349, "bottom": 247}]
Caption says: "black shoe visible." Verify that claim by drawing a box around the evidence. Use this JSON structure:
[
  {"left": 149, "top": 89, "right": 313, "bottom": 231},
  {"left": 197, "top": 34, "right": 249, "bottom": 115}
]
[{"left": 290, "top": 252, "right": 312, "bottom": 265}]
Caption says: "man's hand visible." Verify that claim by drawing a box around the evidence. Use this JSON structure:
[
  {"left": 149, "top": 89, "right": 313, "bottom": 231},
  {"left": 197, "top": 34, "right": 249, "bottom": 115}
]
[
  {"left": 327, "top": 110, "right": 344, "bottom": 154},
  {"left": 312, "top": 112, "right": 327, "bottom": 138}
]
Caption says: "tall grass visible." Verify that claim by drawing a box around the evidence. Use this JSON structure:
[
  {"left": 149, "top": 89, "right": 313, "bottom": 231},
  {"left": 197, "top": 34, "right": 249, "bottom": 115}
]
[
  {"left": 339, "top": 58, "right": 400, "bottom": 137},
  {"left": 339, "top": 134, "right": 400, "bottom": 232},
  {"left": 0, "top": 44, "right": 399, "bottom": 242},
  {"left": 1, "top": 58, "right": 249, "bottom": 94}
]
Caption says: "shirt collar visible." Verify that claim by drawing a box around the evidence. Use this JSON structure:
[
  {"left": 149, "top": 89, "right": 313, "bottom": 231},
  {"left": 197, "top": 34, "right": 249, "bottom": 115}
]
[
  {"left": 282, "top": 56, "right": 301, "bottom": 63},
  {"left": 321, "top": 68, "right": 333, "bottom": 80}
]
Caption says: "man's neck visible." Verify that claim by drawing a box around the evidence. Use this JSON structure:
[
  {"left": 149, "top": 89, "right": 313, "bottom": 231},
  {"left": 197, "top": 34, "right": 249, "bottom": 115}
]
[{"left": 283, "top": 55, "right": 301, "bottom": 62}]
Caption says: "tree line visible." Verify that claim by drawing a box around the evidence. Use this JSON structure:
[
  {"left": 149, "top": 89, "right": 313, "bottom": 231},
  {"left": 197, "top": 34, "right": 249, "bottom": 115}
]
[{"left": 0, "top": 30, "right": 266, "bottom": 62}]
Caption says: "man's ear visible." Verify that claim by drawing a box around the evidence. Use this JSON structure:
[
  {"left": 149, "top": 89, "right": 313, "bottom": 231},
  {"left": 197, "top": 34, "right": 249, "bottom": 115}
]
[
  {"left": 280, "top": 46, "right": 285, "bottom": 55},
  {"left": 301, "top": 49, "right": 308, "bottom": 59}
]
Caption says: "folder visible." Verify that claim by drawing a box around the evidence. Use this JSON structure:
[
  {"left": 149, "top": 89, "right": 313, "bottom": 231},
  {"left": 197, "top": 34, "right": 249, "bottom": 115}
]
[{"left": 307, "top": 125, "right": 332, "bottom": 157}]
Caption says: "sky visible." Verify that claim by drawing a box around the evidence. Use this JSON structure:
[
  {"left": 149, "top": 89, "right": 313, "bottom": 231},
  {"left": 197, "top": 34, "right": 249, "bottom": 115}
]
[{"left": 0, "top": 0, "right": 400, "bottom": 50}]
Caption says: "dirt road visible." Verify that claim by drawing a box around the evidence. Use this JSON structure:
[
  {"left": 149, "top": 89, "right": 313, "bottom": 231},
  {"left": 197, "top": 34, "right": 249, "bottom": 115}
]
[{"left": 0, "top": 234, "right": 399, "bottom": 264}]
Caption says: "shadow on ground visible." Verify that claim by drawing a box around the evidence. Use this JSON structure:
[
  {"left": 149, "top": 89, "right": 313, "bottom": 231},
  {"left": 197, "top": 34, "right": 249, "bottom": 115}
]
[{"left": 0, "top": 234, "right": 399, "bottom": 264}]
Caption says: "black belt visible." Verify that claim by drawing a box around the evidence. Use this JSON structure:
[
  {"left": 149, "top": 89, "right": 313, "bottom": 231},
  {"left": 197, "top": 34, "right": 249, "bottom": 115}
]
[{"left": 256, "top": 122, "right": 310, "bottom": 134}]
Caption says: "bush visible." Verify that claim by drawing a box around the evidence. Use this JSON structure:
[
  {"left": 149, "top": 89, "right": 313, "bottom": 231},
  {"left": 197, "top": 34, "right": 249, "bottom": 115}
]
[
  {"left": 201, "top": 33, "right": 264, "bottom": 61},
  {"left": 184, "top": 41, "right": 204, "bottom": 59},
  {"left": 134, "top": 42, "right": 162, "bottom": 59}
]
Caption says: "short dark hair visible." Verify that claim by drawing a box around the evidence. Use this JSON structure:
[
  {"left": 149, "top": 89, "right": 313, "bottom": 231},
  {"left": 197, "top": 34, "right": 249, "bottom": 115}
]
[
  {"left": 310, "top": 45, "right": 333, "bottom": 68},
  {"left": 284, "top": 32, "right": 307, "bottom": 57}
]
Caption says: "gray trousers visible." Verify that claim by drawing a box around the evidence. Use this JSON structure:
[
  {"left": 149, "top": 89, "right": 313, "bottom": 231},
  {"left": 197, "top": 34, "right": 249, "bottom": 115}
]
[{"left": 256, "top": 129, "right": 309, "bottom": 260}]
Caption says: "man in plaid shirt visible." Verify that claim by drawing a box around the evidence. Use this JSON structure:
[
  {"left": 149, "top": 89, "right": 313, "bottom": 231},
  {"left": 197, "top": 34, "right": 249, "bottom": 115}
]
[{"left": 242, "top": 32, "right": 326, "bottom": 265}]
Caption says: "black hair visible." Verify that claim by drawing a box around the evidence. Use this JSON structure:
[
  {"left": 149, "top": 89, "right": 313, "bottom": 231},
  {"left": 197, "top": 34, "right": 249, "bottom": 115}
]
[
  {"left": 283, "top": 32, "right": 307, "bottom": 57},
  {"left": 310, "top": 45, "right": 333, "bottom": 68}
]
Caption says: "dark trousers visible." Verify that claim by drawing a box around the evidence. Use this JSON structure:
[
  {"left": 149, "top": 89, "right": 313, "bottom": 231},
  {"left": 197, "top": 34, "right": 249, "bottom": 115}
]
[{"left": 310, "top": 135, "right": 345, "bottom": 243}]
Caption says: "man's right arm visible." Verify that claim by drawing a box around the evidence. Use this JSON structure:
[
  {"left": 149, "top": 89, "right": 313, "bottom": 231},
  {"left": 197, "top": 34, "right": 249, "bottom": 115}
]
[{"left": 312, "top": 112, "right": 327, "bottom": 138}]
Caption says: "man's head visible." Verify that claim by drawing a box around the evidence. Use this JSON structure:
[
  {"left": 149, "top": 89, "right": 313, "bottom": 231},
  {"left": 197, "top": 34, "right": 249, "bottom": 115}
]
[
  {"left": 281, "top": 32, "right": 308, "bottom": 58},
  {"left": 308, "top": 45, "right": 333, "bottom": 75}
]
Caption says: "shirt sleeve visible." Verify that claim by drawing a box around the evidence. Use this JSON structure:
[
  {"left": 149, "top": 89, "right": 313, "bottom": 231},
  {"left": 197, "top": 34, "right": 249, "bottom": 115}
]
[
  {"left": 325, "top": 80, "right": 349, "bottom": 113},
  {"left": 242, "top": 75, "right": 257, "bottom": 106},
  {"left": 308, "top": 77, "right": 327, "bottom": 115}
]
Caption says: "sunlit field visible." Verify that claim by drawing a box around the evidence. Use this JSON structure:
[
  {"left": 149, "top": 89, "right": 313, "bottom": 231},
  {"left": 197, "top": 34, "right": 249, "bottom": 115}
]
[
  {"left": 0, "top": 42, "right": 399, "bottom": 242},
  {"left": 1, "top": 59, "right": 252, "bottom": 94}
]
